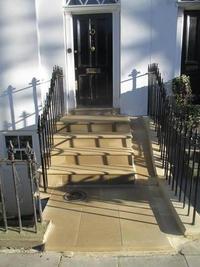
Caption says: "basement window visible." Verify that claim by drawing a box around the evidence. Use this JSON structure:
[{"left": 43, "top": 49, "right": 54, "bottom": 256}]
[
  {"left": 5, "top": 135, "right": 33, "bottom": 160},
  {"left": 66, "top": 0, "right": 120, "bottom": 6}
]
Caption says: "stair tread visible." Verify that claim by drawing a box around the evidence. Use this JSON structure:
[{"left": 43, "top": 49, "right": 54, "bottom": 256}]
[
  {"left": 60, "top": 115, "right": 130, "bottom": 123},
  {"left": 54, "top": 132, "right": 132, "bottom": 139},
  {"left": 51, "top": 147, "right": 134, "bottom": 156},
  {"left": 46, "top": 164, "right": 134, "bottom": 175}
]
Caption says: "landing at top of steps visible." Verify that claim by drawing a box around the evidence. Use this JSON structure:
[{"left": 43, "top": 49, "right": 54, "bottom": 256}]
[
  {"left": 70, "top": 107, "right": 120, "bottom": 115},
  {"left": 60, "top": 115, "right": 130, "bottom": 123}
]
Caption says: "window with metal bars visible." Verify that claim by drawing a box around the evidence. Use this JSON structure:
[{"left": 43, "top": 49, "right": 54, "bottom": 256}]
[
  {"left": 5, "top": 135, "right": 33, "bottom": 160},
  {"left": 66, "top": 0, "right": 119, "bottom": 6}
]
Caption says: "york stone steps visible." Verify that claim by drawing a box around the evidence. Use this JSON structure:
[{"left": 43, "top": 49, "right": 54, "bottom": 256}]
[
  {"left": 46, "top": 165, "right": 135, "bottom": 187},
  {"left": 51, "top": 147, "right": 133, "bottom": 166},
  {"left": 46, "top": 174, "right": 135, "bottom": 187},
  {"left": 56, "top": 115, "right": 131, "bottom": 133},
  {"left": 44, "top": 114, "right": 135, "bottom": 187},
  {"left": 53, "top": 132, "right": 133, "bottom": 149}
]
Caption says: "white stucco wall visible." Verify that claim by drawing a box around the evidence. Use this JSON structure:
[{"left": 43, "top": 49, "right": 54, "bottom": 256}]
[
  {"left": 120, "top": 0, "right": 180, "bottom": 116},
  {"left": 36, "top": 0, "right": 66, "bottom": 102},
  {"left": 0, "top": 0, "right": 41, "bottom": 132},
  {"left": 0, "top": 0, "right": 183, "bottom": 130}
]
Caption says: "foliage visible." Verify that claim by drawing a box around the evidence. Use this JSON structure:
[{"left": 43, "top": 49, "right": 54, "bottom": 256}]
[
  {"left": 172, "top": 75, "right": 192, "bottom": 105},
  {"left": 172, "top": 75, "right": 200, "bottom": 127},
  {"left": 186, "top": 104, "right": 200, "bottom": 128}
]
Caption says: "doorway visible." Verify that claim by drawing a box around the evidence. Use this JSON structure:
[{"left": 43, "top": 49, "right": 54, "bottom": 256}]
[
  {"left": 73, "top": 13, "right": 113, "bottom": 107},
  {"left": 182, "top": 11, "right": 200, "bottom": 103}
]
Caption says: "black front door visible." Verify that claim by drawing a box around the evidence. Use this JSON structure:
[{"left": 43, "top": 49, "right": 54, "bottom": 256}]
[
  {"left": 73, "top": 14, "right": 113, "bottom": 107},
  {"left": 182, "top": 11, "right": 200, "bottom": 103}
]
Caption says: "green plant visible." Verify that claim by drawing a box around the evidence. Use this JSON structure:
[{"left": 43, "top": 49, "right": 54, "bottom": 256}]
[
  {"left": 172, "top": 75, "right": 192, "bottom": 105},
  {"left": 186, "top": 105, "right": 200, "bottom": 128}
]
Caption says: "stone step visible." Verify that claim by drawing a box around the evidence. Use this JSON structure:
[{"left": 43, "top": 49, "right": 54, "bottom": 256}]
[
  {"left": 51, "top": 154, "right": 133, "bottom": 166},
  {"left": 42, "top": 174, "right": 135, "bottom": 187},
  {"left": 46, "top": 164, "right": 134, "bottom": 176},
  {"left": 57, "top": 121, "right": 131, "bottom": 133},
  {"left": 51, "top": 146, "right": 134, "bottom": 155},
  {"left": 51, "top": 147, "right": 134, "bottom": 166},
  {"left": 60, "top": 115, "right": 130, "bottom": 122},
  {"left": 57, "top": 115, "right": 131, "bottom": 133},
  {"left": 70, "top": 107, "right": 120, "bottom": 116},
  {"left": 53, "top": 133, "right": 133, "bottom": 149}
]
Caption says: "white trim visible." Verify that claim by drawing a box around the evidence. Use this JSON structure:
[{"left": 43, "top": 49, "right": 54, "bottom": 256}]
[
  {"left": 64, "top": 12, "right": 77, "bottom": 110},
  {"left": 112, "top": 9, "right": 120, "bottom": 107},
  {"left": 63, "top": 4, "right": 120, "bottom": 109},
  {"left": 174, "top": 7, "right": 184, "bottom": 77},
  {"left": 177, "top": 1, "right": 200, "bottom": 10}
]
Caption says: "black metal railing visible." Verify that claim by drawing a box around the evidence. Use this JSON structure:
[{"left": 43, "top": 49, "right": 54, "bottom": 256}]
[
  {"left": 148, "top": 63, "right": 200, "bottom": 224},
  {"left": 0, "top": 141, "right": 42, "bottom": 233},
  {"left": 37, "top": 66, "right": 64, "bottom": 192}
]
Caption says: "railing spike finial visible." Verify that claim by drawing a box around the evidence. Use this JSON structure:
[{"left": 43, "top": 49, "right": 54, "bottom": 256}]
[
  {"left": 8, "top": 140, "right": 15, "bottom": 161},
  {"left": 25, "top": 141, "right": 33, "bottom": 161}
]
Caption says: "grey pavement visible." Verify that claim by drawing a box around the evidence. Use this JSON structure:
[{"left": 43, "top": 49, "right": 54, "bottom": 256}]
[{"left": 0, "top": 252, "right": 200, "bottom": 267}]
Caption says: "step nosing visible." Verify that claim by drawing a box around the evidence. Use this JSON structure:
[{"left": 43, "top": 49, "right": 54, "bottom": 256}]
[
  {"left": 54, "top": 133, "right": 132, "bottom": 138},
  {"left": 51, "top": 148, "right": 134, "bottom": 154},
  {"left": 47, "top": 166, "right": 135, "bottom": 174},
  {"left": 60, "top": 115, "right": 130, "bottom": 122}
]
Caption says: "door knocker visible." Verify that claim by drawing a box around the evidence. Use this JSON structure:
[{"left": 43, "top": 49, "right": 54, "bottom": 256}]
[
  {"left": 90, "top": 46, "right": 95, "bottom": 52},
  {"left": 89, "top": 29, "right": 96, "bottom": 36}
]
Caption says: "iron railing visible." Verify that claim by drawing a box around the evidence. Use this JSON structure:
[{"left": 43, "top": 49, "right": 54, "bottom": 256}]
[
  {"left": 0, "top": 141, "right": 42, "bottom": 233},
  {"left": 148, "top": 63, "right": 200, "bottom": 224},
  {"left": 37, "top": 66, "right": 64, "bottom": 192}
]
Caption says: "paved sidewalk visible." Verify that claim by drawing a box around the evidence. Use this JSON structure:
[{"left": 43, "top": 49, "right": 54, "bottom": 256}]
[{"left": 0, "top": 252, "right": 200, "bottom": 267}]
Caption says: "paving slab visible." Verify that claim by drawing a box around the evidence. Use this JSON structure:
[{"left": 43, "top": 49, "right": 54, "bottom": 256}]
[
  {"left": 185, "top": 255, "right": 200, "bottom": 267},
  {"left": 0, "top": 221, "right": 50, "bottom": 249},
  {"left": 60, "top": 256, "right": 118, "bottom": 267},
  {"left": 118, "top": 255, "right": 188, "bottom": 267},
  {"left": 180, "top": 239, "right": 200, "bottom": 255},
  {"left": 0, "top": 252, "right": 61, "bottom": 267}
]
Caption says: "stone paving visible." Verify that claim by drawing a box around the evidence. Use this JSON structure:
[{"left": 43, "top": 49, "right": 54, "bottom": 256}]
[
  {"left": 41, "top": 117, "right": 181, "bottom": 252},
  {"left": 0, "top": 252, "right": 200, "bottom": 267}
]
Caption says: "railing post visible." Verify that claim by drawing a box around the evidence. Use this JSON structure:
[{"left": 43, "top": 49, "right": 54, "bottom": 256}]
[
  {"left": 0, "top": 172, "right": 8, "bottom": 232},
  {"left": 192, "top": 135, "right": 200, "bottom": 224},
  {"left": 148, "top": 63, "right": 200, "bottom": 225},
  {"left": 37, "top": 66, "right": 64, "bottom": 192},
  {"left": 8, "top": 141, "right": 23, "bottom": 233},
  {"left": 26, "top": 142, "right": 38, "bottom": 233},
  {"left": 37, "top": 116, "right": 48, "bottom": 192}
]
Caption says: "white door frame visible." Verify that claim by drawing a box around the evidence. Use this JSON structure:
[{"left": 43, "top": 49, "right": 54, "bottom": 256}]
[{"left": 63, "top": 4, "right": 120, "bottom": 111}]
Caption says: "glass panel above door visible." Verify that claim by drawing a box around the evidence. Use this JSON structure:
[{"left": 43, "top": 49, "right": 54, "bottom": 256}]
[{"left": 66, "top": 0, "right": 120, "bottom": 6}]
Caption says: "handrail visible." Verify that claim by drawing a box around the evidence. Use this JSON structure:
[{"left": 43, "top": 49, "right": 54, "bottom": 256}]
[{"left": 37, "top": 66, "right": 64, "bottom": 192}]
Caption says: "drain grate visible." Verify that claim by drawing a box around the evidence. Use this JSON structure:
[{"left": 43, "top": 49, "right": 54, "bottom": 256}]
[{"left": 63, "top": 190, "right": 87, "bottom": 201}]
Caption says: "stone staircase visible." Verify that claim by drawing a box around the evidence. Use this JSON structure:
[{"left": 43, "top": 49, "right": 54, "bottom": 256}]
[{"left": 46, "top": 114, "right": 135, "bottom": 187}]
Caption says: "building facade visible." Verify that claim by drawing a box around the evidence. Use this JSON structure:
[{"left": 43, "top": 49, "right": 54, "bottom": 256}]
[{"left": 0, "top": 0, "right": 199, "bottom": 160}]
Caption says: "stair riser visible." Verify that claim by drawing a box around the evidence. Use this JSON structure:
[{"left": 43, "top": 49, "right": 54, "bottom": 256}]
[
  {"left": 54, "top": 138, "right": 133, "bottom": 149},
  {"left": 56, "top": 123, "right": 130, "bottom": 133},
  {"left": 42, "top": 174, "right": 134, "bottom": 188},
  {"left": 70, "top": 108, "right": 120, "bottom": 116},
  {"left": 51, "top": 155, "right": 133, "bottom": 166}
]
